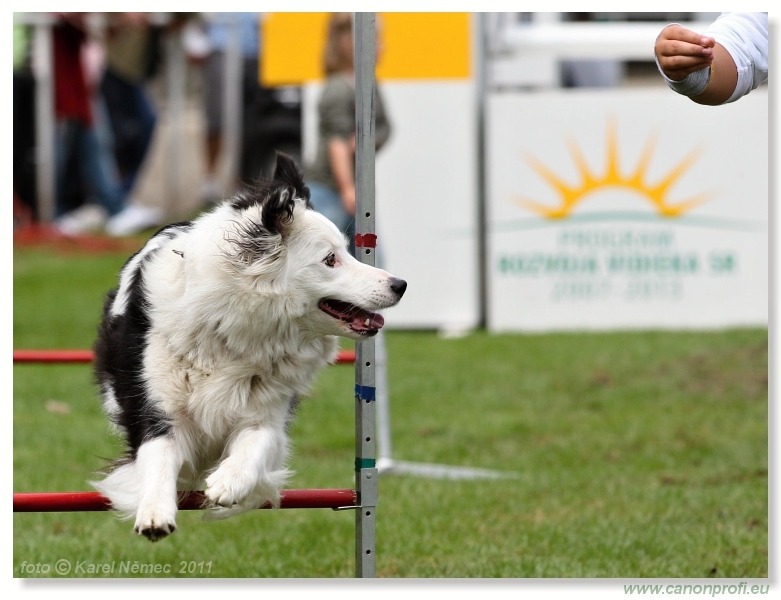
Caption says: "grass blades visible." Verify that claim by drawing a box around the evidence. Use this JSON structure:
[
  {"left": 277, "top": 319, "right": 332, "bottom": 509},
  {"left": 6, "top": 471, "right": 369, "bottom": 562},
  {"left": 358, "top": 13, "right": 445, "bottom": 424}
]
[{"left": 13, "top": 247, "right": 767, "bottom": 578}]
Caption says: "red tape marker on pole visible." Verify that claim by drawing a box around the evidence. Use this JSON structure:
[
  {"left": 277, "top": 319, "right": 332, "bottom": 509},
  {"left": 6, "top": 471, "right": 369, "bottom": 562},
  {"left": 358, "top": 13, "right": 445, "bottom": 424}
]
[{"left": 355, "top": 233, "right": 377, "bottom": 248}]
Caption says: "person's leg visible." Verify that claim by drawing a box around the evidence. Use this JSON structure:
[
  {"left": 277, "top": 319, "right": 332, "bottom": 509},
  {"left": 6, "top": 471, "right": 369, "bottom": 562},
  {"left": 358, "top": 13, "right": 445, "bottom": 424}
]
[
  {"left": 101, "top": 69, "right": 157, "bottom": 195},
  {"left": 54, "top": 119, "right": 78, "bottom": 217},
  {"left": 308, "top": 181, "right": 355, "bottom": 254},
  {"left": 78, "top": 104, "right": 125, "bottom": 217},
  {"left": 308, "top": 182, "right": 350, "bottom": 230},
  {"left": 201, "top": 51, "right": 225, "bottom": 203},
  {"left": 54, "top": 118, "right": 119, "bottom": 234}
]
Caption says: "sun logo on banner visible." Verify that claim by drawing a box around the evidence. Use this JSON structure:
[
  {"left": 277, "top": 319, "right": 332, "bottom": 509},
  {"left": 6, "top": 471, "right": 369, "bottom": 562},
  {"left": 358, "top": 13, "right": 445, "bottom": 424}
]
[{"left": 515, "top": 122, "right": 713, "bottom": 220}]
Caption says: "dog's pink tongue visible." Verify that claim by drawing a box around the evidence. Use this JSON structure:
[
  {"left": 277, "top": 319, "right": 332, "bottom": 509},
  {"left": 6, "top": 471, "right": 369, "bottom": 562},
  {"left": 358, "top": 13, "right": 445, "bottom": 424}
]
[{"left": 353, "top": 312, "right": 384, "bottom": 332}]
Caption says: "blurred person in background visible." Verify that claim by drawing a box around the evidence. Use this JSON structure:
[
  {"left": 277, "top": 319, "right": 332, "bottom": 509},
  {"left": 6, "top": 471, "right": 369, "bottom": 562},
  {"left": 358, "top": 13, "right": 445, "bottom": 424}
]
[
  {"left": 653, "top": 12, "right": 768, "bottom": 105},
  {"left": 14, "top": 20, "right": 36, "bottom": 228},
  {"left": 99, "top": 12, "right": 165, "bottom": 236},
  {"left": 52, "top": 12, "right": 127, "bottom": 236},
  {"left": 305, "top": 12, "right": 391, "bottom": 256},
  {"left": 185, "top": 12, "right": 261, "bottom": 204},
  {"left": 185, "top": 12, "right": 303, "bottom": 207}
]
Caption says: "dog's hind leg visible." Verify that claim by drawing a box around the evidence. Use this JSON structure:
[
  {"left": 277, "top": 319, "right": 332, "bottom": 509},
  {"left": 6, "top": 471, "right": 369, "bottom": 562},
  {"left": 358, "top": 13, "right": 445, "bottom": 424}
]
[
  {"left": 132, "top": 435, "right": 183, "bottom": 542},
  {"left": 205, "top": 425, "right": 291, "bottom": 514}
]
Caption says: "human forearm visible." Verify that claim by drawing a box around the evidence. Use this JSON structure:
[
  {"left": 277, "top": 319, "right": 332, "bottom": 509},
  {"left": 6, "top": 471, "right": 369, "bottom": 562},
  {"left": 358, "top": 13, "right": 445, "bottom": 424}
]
[
  {"left": 654, "top": 23, "right": 738, "bottom": 106},
  {"left": 689, "top": 42, "right": 738, "bottom": 105}
]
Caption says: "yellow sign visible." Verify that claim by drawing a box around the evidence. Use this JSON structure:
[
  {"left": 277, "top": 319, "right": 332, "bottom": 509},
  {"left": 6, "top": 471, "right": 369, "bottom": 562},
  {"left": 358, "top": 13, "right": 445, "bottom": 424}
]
[
  {"left": 261, "top": 12, "right": 471, "bottom": 85},
  {"left": 516, "top": 122, "right": 712, "bottom": 220}
]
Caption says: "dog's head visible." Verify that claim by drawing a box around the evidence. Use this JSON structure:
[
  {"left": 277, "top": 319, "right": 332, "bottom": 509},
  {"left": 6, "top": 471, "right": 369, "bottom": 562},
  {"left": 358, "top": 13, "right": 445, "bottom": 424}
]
[{"left": 221, "top": 153, "right": 406, "bottom": 340}]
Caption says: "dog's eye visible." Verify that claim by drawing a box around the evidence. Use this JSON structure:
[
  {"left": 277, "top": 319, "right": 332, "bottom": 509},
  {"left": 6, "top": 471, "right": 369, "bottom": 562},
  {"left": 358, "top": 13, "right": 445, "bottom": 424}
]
[{"left": 323, "top": 253, "right": 336, "bottom": 267}]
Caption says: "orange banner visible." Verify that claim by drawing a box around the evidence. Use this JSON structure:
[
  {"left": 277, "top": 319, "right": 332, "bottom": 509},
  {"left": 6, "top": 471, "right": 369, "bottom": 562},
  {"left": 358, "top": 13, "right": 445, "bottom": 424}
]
[{"left": 261, "top": 12, "right": 471, "bottom": 85}]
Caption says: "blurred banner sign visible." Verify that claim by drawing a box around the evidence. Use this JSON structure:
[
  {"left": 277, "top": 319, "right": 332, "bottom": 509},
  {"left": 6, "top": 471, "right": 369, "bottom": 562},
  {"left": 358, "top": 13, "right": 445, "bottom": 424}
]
[
  {"left": 262, "top": 13, "right": 471, "bottom": 84},
  {"left": 486, "top": 88, "right": 768, "bottom": 331},
  {"left": 265, "top": 13, "right": 480, "bottom": 331}
]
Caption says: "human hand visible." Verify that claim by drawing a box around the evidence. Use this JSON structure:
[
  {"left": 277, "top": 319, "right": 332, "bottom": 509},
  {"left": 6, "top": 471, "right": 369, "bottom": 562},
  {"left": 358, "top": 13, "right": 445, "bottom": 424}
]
[
  {"left": 341, "top": 185, "right": 356, "bottom": 216},
  {"left": 654, "top": 24, "right": 715, "bottom": 81}
]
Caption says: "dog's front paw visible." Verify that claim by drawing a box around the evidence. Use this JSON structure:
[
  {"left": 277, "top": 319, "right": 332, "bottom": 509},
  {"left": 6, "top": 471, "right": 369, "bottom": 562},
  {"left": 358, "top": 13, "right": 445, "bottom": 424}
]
[
  {"left": 205, "top": 462, "right": 257, "bottom": 508},
  {"left": 134, "top": 505, "right": 177, "bottom": 542}
]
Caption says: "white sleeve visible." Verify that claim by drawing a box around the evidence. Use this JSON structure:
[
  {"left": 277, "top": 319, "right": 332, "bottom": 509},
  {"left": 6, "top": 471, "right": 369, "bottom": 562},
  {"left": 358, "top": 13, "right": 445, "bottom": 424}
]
[{"left": 705, "top": 12, "right": 768, "bottom": 103}]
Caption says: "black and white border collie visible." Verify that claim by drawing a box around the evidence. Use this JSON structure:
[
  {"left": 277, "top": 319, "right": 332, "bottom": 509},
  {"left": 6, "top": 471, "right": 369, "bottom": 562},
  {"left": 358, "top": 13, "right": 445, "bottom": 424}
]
[{"left": 91, "top": 154, "right": 406, "bottom": 541}]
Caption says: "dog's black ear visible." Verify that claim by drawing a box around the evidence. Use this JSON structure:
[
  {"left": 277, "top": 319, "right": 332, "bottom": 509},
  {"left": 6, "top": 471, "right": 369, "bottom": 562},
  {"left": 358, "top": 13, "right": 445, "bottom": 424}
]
[
  {"left": 230, "top": 153, "right": 311, "bottom": 236},
  {"left": 261, "top": 186, "right": 297, "bottom": 237},
  {"left": 260, "top": 152, "right": 310, "bottom": 234},
  {"left": 274, "top": 152, "right": 311, "bottom": 205},
  {"left": 226, "top": 182, "right": 296, "bottom": 267}
]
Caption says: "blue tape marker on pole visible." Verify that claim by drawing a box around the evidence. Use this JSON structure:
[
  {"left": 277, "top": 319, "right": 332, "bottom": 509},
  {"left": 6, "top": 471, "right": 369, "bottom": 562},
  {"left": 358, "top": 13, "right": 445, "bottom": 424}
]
[{"left": 355, "top": 384, "right": 377, "bottom": 402}]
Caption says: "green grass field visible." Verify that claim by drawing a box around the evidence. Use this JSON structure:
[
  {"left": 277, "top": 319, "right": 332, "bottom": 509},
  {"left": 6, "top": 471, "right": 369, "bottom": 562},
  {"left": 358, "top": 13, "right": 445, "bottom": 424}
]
[{"left": 13, "top": 245, "right": 768, "bottom": 578}]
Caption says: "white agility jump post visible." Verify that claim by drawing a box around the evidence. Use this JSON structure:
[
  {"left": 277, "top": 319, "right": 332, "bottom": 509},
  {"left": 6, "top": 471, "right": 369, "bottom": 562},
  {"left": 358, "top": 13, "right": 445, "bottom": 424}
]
[
  {"left": 368, "top": 14, "right": 515, "bottom": 483},
  {"left": 375, "top": 338, "right": 516, "bottom": 480},
  {"left": 353, "top": 11, "right": 379, "bottom": 578}
]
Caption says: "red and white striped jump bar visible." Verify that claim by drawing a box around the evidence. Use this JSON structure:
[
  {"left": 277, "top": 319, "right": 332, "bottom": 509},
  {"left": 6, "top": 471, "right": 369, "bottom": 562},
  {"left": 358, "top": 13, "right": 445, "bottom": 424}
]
[
  {"left": 13, "top": 349, "right": 356, "bottom": 365},
  {"left": 13, "top": 489, "right": 357, "bottom": 512}
]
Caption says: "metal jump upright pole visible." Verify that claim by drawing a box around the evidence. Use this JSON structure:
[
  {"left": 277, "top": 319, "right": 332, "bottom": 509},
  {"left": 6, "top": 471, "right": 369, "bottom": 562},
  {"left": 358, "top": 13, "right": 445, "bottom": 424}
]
[{"left": 353, "top": 12, "right": 378, "bottom": 579}]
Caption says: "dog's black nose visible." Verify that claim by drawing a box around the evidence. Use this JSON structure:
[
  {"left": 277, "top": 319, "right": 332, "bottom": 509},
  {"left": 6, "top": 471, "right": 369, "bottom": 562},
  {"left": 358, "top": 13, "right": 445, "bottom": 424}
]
[{"left": 390, "top": 277, "right": 407, "bottom": 298}]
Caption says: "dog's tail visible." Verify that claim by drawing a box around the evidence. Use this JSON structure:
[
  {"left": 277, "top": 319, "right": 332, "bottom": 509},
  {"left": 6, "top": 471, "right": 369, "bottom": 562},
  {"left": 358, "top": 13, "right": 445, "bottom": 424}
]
[{"left": 90, "top": 459, "right": 140, "bottom": 521}]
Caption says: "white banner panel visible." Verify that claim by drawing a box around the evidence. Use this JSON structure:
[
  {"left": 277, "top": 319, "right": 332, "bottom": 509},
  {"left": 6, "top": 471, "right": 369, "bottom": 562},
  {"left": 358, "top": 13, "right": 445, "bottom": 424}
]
[
  {"left": 376, "top": 82, "right": 480, "bottom": 331},
  {"left": 304, "top": 81, "right": 481, "bottom": 331},
  {"left": 486, "top": 88, "right": 768, "bottom": 332}
]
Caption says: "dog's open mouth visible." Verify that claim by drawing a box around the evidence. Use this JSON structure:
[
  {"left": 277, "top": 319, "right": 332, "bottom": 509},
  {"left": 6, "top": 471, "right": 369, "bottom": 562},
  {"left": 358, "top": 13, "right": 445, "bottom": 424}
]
[{"left": 318, "top": 299, "right": 385, "bottom": 336}]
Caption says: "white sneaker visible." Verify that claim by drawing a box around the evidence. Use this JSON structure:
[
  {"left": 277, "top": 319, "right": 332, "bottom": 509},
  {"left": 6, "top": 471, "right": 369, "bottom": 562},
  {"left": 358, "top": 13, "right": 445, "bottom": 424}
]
[
  {"left": 106, "top": 204, "right": 165, "bottom": 237},
  {"left": 55, "top": 204, "right": 109, "bottom": 235},
  {"left": 182, "top": 20, "right": 212, "bottom": 60}
]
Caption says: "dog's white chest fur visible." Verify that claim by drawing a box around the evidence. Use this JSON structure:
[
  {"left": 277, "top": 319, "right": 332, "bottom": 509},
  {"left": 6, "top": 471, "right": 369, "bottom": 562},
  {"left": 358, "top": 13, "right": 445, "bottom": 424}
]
[{"left": 91, "top": 154, "right": 405, "bottom": 541}]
